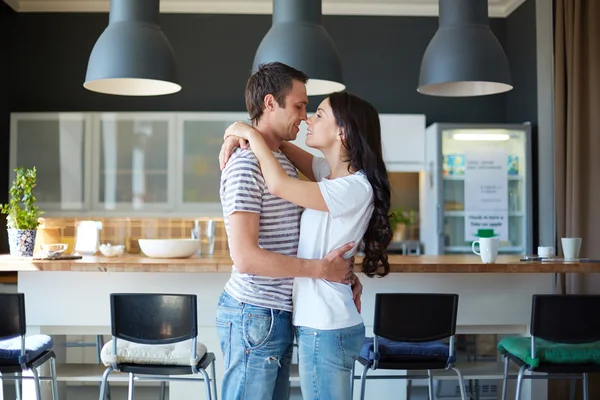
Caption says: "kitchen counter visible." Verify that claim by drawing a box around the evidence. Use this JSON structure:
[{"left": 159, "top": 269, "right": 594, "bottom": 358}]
[
  {"left": 1, "top": 253, "right": 600, "bottom": 273},
  {"left": 9, "top": 253, "right": 566, "bottom": 400}
]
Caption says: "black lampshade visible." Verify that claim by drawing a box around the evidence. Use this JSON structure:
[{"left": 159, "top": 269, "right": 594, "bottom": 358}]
[
  {"left": 84, "top": 0, "right": 181, "bottom": 96},
  {"left": 253, "top": 0, "right": 345, "bottom": 96},
  {"left": 418, "top": 0, "right": 512, "bottom": 97}
]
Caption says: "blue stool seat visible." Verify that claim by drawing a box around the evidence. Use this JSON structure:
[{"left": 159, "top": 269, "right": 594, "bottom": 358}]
[
  {"left": 0, "top": 335, "right": 53, "bottom": 365},
  {"left": 360, "top": 336, "right": 456, "bottom": 366}
]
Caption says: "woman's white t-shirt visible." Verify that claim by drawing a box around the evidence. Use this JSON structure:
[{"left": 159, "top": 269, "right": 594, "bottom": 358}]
[{"left": 292, "top": 157, "right": 374, "bottom": 330}]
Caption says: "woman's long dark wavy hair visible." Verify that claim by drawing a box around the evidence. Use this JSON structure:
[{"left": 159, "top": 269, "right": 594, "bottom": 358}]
[{"left": 328, "top": 92, "right": 392, "bottom": 278}]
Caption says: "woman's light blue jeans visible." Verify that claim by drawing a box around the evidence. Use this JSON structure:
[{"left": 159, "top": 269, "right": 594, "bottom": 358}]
[{"left": 296, "top": 323, "right": 365, "bottom": 400}]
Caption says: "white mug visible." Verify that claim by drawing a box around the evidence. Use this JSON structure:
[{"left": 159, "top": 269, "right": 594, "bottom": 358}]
[
  {"left": 561, "top": 238, "right": 582, "bottom": 260},
  {"left": 537, "top": 246, "right": 555, "bottom": 258},
  {"left": 472, "top": 237, "right": 500, "bottom": 263}
]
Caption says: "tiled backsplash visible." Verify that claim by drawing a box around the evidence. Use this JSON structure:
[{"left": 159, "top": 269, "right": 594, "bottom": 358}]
[{"left": 39, "top": 217, "right": 228, "bottom": 254}]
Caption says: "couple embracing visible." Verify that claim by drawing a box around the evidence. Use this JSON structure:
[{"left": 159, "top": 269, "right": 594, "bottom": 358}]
[{"left": 216, "top": 62, "right": 392, "bottom": 400}]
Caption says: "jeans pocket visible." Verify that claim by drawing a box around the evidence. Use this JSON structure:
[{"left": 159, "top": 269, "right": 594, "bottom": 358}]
[
  {"left": 243, "top": 308, "right": 274, "bottom": 349},
  {"left": 338, "top": 324, "right": 366, "bottom": 369},
  {"left": 216, "top": 319, "right": 232, "bottom": 370}
]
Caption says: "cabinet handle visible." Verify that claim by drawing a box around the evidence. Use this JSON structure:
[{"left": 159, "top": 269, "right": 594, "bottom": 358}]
[{"left": 437, "top": 204, "right": 444, "bottom": 236}]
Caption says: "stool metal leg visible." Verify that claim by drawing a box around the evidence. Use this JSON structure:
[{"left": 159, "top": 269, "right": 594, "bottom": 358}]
[
  {"left": 95, "top": 335, "right": 105, "bottom": 364},
  {"left": 99, "top": 366, "right": 113, "bottom": 400},
  {"left": 514, "top": 365, "right": 526, "bottom": 400},
  {"left": 569, "top": 379, "right": 576, "bottom": 400},
  {"left": 451, "top": 367, "right": 467, "bottom": 400},
  {"left": 583, "top": 373, "right": 589, "bottom": 400},
  {"left": 30, "top": 367, "right": 42, "bottom": 400},
  {"left": 427, "top": 370, "right": 434, "bottom": 400},
  {"left": 127, "top": 373, "right": 135, "bottom": 400},
  {"left": 50, "top": 356, "right": 59, "bottom": 400},
  {"left": 211, "top": 360, "right": 218, "bottom": 400},
  {"left": 359, "top": 365, "right": 369, "bottom": 400},
  {"left": 198, "top": 368, "right": 212, "bottom": 400},
  {"left": 14, "top": 372, "right": 21, "bottom": 400},
  {"left": 350, "top": 362, "right": 355, "bottom": 400},
  {"left": 159, "top": 382, "right": 166, "bottom": 400},
  {"left": 502, "top": 356, "right": 510, "bottom": 400}
]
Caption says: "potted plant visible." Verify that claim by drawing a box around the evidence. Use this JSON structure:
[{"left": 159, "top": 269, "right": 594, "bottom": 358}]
[
  {"left": 390, "top": 207, "right": 417, "bottom": 242},
  {"left": 1, "top": 167, "right": 44, "bottom": 256}
]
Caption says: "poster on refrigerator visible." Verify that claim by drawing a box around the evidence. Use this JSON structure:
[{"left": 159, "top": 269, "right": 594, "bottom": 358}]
[
  {"left": 464, "top": 149, "right": 508, "bottom": 241},
  {"left": 465, "top": 211, "right": 508, "bottom": 241}
]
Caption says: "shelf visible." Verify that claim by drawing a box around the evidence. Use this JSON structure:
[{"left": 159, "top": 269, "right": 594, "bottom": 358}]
[
  {"left": 445, "top": 211, "right": 524, "bottom": 217},
  {"left": 443, "top": 175, "right": 523, "bottom": 181},
  {"left": 445, "top": 246, "right": 524, "bottom": 253}
]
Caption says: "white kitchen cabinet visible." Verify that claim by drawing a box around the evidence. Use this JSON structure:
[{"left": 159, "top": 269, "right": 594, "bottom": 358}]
[
  {"left": 10, "top": 113, "right": 92, "bottom": 211},
  {"left": 92, "top": 113, "right": 177, "bottom": 212},
  {"left": 292, "top": 114, "right": 426, "bottom": 172},
  {"left": 10, "top": 112, "right": 425, "bottom": 217},
  {"left": 379, "top": 114, "right": 426, "bottom": 172},
  {"left": 175, "top": 112, "right": 250, "bottom": 216}
]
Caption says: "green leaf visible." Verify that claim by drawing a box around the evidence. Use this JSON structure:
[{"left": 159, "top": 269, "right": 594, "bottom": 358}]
[{"left": 0, "top": 167, "right": 43, "bottom": 230}]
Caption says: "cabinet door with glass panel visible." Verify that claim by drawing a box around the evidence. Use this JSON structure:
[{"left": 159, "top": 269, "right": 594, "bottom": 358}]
[
  {"left": 10, "top": 113, "right": 92, "bottom": 211},
  {"left": 175, "top": 112, "right": 250, "bottom": 216},
  {"left": 92, "top": 113, "right": 176, "bottom": 212}
]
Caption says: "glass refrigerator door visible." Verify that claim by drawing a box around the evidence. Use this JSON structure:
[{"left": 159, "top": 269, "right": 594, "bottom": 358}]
[{"left": 440, "top": 127, "right": 528, "bottom": 254}]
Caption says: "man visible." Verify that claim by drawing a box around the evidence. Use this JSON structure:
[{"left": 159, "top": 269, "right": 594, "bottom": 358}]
[{"left": 216, "top": 62, "right": 358, "bottom": 400}]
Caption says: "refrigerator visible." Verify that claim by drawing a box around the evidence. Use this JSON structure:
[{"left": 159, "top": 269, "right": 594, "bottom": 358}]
[{"left": 419, "top": 123, "right": 533, "bottom": 255}]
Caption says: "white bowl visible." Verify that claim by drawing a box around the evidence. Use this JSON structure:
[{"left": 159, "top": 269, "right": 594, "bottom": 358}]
[
  {"left": 99, "top": 244, "right": 125, "bottom": 258},
  {"left": 40, "top": 243, "right": 68, "bottom": 258},
  {"left": 138, "top": 239, "right": 200, "bottom": 259}
]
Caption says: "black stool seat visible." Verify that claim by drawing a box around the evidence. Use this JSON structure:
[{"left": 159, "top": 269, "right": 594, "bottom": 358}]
[
  {"left": 99, "top": 293, "right": 218, "bottom": 400},
  {"left": 356, "top": 293, "right": 466, "bottom": 400},
  {"left": 0, "top": 293, "right": 59, "bottom": 400}
]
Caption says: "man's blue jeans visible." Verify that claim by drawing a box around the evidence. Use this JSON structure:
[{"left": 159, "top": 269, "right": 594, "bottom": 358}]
[{"left": 216, "top": 291, "right": 294, "bottom": 400}]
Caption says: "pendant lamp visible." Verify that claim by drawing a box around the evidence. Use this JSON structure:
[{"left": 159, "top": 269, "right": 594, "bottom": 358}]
[
  {"left": 84, "top": 0, "right": 181, "bottom": 96},
  {"left": 418, "top": 0, "right": 512, "bottom": 97},
  {"left": 253, "top": 0, "right": 345, "bottom": 96}
]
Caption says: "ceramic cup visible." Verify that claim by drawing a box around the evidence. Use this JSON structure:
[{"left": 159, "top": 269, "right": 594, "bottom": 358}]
[
  {"left": 561, "top": 238, "right": 582, "bottom": 260},
  {"left": 537, "top": 246, "right": 555, "bottom": 258},
  {"left": 472, "top": 237, "right": 500, "bottom": 264}
]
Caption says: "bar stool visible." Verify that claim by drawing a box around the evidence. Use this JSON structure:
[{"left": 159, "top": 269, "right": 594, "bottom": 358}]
[
  {"left": 356, "top": 293, "right": 467, "bottom": 400},
  {"left": 498, "top": 294, "right": 600, "bottom": 400},
  {"left": 98, "top": 293, "right": 217, "bottom": 400},
  {"left": 0, "top": 293, "right": 59, "bottom": 400}
]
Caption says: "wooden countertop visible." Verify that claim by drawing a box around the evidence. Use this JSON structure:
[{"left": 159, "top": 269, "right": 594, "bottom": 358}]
[{"left": 1, "top": 253, "right": 600, "bottom": 274}]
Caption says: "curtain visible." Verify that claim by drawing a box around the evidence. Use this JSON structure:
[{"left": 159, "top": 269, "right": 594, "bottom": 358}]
[{"left": 553, "top": 0, "right": 600, "bottom": 398}]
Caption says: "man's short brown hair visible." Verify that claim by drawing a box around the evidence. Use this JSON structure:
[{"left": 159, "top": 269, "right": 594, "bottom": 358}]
[{"left": 245, "top": 62, "right": 309, "bottom": 124}]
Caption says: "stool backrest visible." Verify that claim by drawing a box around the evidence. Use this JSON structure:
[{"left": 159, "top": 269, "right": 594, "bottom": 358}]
[
  {"left": 0, "top": 293, "right": 26, "bottom": 340},
  {"left": 110, "top": 293, "right": 197, "bottom": 344},
  {"left": 373, "top": 293, "right": 458, "bottom": 342},
  {"left": 531, "top": 294, "right": 600, "bottom": 343}
]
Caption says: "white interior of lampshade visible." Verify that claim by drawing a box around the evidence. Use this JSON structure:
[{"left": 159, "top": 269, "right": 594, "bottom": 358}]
[
  {"left": 84, "top": 78, "right": 182, "bottom": 96},
  {"left": 306, "top": 79, "right": 346, "bottom": 96},
  {"left": 417, "top": 81, "right": 513, "bottom": 97}
]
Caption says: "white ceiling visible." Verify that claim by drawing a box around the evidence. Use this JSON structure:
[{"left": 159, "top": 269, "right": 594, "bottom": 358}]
[{"left": 4, "top": 0, "right": 527, "bottom": 17}]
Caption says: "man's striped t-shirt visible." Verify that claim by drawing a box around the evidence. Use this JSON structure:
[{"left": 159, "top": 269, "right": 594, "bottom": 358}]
[{"left": 220, "top": 148, "right": 302, "bottom": 312}]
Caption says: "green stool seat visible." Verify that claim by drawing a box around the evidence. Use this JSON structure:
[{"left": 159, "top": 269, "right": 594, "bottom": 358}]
[{"left": 498, "top": 337, "right": 600, "bottom": 368}]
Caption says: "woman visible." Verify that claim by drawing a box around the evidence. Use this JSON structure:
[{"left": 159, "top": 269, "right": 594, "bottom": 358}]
[{"left": 224, "top": 91, "right": 392, "bottom": 399}]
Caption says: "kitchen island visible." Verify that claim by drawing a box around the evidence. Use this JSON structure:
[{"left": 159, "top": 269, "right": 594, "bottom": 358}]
[{"left": 2, "top": 254, "right": 597, "bottom": 400}]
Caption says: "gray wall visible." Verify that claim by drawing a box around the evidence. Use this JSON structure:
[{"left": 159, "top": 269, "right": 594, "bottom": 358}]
[
  {"left": 0, "top": 3, "right": 13, "bottom": 252},
  {"left": 8, "top": 12, "right": 508, "bottom": 121},
  {"left": 505, "top": 0, "right": 539, "bottom": 243},
  {"left": 506, "top": 0, "right": 538, "bottom": 125},
  {"left": 1, "top": 1, "right": 538, "bottom": 253}
]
